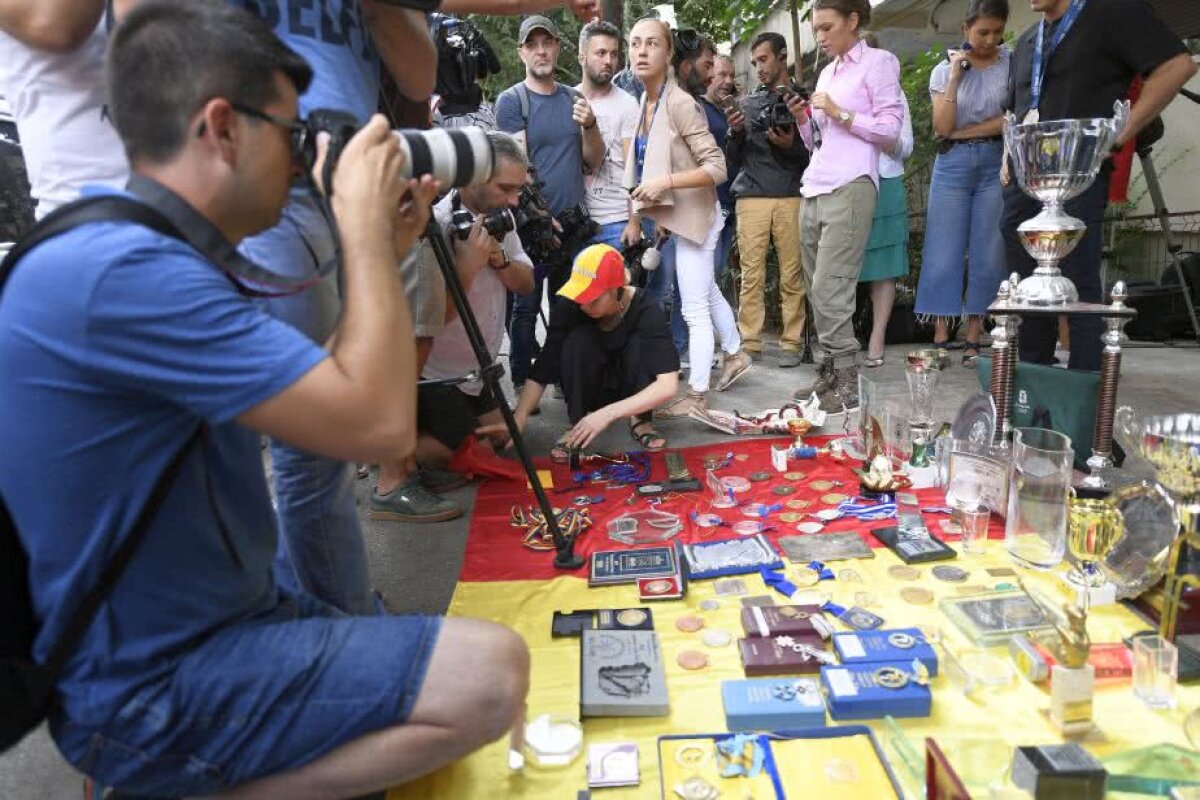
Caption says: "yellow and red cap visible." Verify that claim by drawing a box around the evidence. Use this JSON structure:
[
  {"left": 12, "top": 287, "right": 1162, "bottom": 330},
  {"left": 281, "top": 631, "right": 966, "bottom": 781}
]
[{"left": 556, "top": 244, "right": 627, "bottom": 304}]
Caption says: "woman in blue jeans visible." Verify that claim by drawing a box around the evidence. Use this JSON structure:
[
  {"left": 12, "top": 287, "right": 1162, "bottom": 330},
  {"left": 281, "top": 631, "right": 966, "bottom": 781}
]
[{"left": 914, "top": 0, "right": 1010, "bottom": 366}]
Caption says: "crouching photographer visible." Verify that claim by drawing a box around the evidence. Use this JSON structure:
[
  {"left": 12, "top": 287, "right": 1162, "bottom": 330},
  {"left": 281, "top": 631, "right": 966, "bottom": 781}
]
[
  {"left": 370, "top": 132, "right": 535, "bottom": 522},
  {"left": 0, "top": 2, "right": 528, "bottom": 796}
]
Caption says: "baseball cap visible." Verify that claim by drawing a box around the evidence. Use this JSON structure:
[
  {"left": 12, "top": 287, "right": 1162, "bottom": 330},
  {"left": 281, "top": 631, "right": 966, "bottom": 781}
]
[
  {"left": 518, "top": 15, "right": 561, "bottom": 45},
  {"left": 557, "top": 244, "right": 626, "bottom": 304}
]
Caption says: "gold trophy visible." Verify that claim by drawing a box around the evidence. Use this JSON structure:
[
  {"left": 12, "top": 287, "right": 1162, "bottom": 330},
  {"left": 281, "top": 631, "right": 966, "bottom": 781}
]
[{"left": 1065, "top": 493, "right": 1124, "bottom": 591}]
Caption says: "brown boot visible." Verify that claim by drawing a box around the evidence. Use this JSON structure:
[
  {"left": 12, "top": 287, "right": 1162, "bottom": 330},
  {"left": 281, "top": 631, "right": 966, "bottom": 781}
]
[
  {"left": 793, "top": 357, "right": 834, "bottom": 400},
  {"left": 715, "top": 350, "right": 753, "bottom": 392},
  {"left": 653, "top": 390, "right": 708, "bottom": 419},
  {"left": 815, "top": 363, "right": 860, "bottom": 415}
]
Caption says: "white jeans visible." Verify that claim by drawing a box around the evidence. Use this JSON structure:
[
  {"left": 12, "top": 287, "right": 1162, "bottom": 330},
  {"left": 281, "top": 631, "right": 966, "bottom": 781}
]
[{"left": 675, "top": 206, "right": 741, "bottom": 392}]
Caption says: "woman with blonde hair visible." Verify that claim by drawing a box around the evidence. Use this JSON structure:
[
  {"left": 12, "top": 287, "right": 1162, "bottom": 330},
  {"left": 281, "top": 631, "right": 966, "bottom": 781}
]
[{"left": 624, "top": 16, "right": 751, "bottom": 419}]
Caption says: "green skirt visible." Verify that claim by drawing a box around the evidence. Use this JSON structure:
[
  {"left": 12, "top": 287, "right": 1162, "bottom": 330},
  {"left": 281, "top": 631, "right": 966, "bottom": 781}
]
[{"left": 860, "top": 176, "right": 909, "bottom": 282}]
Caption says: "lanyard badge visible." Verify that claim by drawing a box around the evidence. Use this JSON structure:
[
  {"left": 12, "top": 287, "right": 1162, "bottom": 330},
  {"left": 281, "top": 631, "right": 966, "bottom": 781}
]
[{"left": 1025, "top": 0, "right": 1087, "bottom": 123}]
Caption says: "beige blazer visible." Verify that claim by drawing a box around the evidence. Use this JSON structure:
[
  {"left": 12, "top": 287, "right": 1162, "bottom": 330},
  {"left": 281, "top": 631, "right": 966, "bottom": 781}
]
[{"left": 622, "top": 81, "right": 727, "bottom": 245}]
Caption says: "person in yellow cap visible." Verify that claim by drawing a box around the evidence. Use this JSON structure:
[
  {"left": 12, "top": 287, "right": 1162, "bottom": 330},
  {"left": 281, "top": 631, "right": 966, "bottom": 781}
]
[{"left": 511, "top": 244, "right": 680, "bottom": 458}]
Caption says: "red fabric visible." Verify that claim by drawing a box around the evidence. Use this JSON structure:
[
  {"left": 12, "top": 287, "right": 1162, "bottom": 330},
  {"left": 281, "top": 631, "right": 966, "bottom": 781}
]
[
  {"left": 1108, "top": 78, "right": 1142, "bottom": 204},
  {"left": 447, "top": 435, "right": 528, "bottom": 482},
  {"left": 458, "top": 435, "right": 1006, "bottom": 583}
]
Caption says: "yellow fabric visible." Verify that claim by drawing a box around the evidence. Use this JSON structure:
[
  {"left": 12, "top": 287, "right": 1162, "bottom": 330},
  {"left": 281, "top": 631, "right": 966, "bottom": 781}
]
[{"left": 388, "top": 541, "right": 1200, "bottom": 800}]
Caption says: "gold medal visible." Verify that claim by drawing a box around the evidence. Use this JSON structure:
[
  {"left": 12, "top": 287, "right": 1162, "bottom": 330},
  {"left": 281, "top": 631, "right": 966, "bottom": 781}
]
[
  {"left": 617, "top": 608, "right": 649, "bottom": 626},
  {"left": 900, "top": 587, "right": 935, "bottom": 605},
  {"left": 888, "top": 565, "right": 921, "bottom": 581},
  {"left": 810, "top": 480, "right": 838, "bottom": 492},
  {"left": 784, "top": 471, "right": 806, "bottom": 481},
  {"left": 874, "top": 665, "right": 910, "bottom": 689},
  {"left": 786, "top": 499, "right": 811, "bottom": 510},
  {"left": 792, "top": 567, "right": 821, "bottom": 588},
  {"left": 734, "top": 453, "right": 750, "bottom": 462},
  {"left": 779, "top": 512, "right": 802, "bottom": 523},
  {"left": 821, "top": 493, "right": 849, "bottom": 505}
]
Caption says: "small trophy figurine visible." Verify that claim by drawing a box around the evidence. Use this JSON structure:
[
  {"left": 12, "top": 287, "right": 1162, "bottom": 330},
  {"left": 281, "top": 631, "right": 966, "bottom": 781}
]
[{"left": 1048, "top": 602, "right": 1095, "bottom": 735}]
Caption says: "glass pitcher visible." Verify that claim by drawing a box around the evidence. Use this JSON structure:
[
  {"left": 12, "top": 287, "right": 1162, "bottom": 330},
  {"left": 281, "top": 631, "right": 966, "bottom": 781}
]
[{"left": 1005, "top": 427, "right": 1073, "bottom": 570}]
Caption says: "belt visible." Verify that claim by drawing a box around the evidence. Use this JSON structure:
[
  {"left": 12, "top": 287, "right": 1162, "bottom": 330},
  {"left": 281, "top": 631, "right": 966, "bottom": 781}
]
[{"left": 937, "top": 135, "right": 1002, "bottom": 154}]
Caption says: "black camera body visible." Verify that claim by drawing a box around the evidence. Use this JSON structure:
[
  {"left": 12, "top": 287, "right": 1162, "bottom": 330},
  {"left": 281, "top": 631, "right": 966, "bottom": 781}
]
[
  {"left": 513, "top": 167, "right": 558, "bottom": 263},
  {"left": 450, "top": 206, "right": 517, "bottom": 241},
  {"left": 752, "top": 84, "right": 807, "bottom": 134}
]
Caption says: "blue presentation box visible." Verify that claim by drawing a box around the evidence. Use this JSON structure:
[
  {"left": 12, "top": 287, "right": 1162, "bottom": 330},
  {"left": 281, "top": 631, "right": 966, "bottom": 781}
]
[
  {"left": 720, "top": 677, "right": 827, "bottom": 732},
  {"left": 832, "top": 628, "right": 939, "bottom": 677},
  {"left": 819, "top": 662, "right": 932, "bottom": 721}
]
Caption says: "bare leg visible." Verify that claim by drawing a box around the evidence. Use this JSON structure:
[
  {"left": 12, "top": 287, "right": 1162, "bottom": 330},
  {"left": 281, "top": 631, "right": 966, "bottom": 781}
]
[
  {"left": 868, "top": 280, "right": 895, "bottom": 360},
  {"left": 414, "top": 435, "right": 454, "bottom": 469},
  {"left": 205, "top": 618, "right": 530, "bottom": 800},
  {"left": 964, "top": 315, "right": 983, "bottom": 345},
  {"left": 933, "top": 318, "right": 949, "bottom": 345}
]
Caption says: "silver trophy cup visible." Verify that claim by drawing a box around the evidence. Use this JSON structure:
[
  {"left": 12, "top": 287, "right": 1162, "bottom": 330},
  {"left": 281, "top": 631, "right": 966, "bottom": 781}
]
[{"left": 1003, "top": 101, "right": 1130, "bottom": 305}]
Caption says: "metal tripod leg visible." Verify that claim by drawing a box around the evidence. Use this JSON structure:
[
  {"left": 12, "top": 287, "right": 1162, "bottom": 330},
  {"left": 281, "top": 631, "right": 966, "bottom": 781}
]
[
  {"left": 426, "top": 220, "right": 583, "bottom": 569},
  {"left": 1136, "top": 146, "right": 1200, "bottom": 343}
]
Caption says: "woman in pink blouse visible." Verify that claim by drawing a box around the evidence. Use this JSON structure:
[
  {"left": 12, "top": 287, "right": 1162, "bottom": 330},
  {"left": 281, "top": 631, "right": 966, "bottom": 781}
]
[{"left": 787, "top": 0, "right": 903, "bottom": 413}]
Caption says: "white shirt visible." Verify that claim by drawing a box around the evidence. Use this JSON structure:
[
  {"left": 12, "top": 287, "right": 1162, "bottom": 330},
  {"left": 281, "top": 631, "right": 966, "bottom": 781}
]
[
  {"left": 0, "top": 22, "right": 128, "bottom": 218},
  {"left": 423, "top": 194, "right": 532, "bottom": 395},
  {"left": 578, "top": 84, "right": 638, "bottom": 226},
  {"left": 879, "top": 93, "right": 914, "bottom": 180}
]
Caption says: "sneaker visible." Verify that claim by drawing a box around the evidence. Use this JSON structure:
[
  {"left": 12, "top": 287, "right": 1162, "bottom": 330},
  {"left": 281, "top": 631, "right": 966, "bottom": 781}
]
[
  {"left": 793, "top": 358, "right": 833, "bottom": 400},
  {"left": 653, "top": 390, "right": 708, "bottom": 419},
  {"left": 815, "top": 364, "right": 860, "bottom": 415},
  {"left": 418, "top": 467, "right": 469, "bottom": 494},
  {"left": 715, "top": 350, "right": 752, "bottom": 391},
  {"left": 369, "top": 475, "right": 464, "bottom": 522},
  {"left": 778, "top": 350, "right": 803, "bottom": 369}
]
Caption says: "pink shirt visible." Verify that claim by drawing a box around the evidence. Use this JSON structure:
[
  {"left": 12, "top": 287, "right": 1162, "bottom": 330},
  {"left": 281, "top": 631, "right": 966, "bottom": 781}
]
[{"left": 799, "top": 41, "right": 904, "bottom": 198}]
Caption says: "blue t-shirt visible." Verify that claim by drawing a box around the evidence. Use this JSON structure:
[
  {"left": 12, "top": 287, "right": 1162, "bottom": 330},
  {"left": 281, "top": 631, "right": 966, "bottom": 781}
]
[
  {"left": 232, "top": 0, "right": 379, "bottom": 124},
  {"left": 0, "top": 188, "right": 327, "bottom": 725},
  {"left": 496, "top": 83, "right": 585, "bottom": 215}
]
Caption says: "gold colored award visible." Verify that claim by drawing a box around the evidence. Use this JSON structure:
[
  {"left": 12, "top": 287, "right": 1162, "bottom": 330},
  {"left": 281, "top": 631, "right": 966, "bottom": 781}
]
[{"left": 1065, "top": 495, "right": 1124, "bottom": 589}]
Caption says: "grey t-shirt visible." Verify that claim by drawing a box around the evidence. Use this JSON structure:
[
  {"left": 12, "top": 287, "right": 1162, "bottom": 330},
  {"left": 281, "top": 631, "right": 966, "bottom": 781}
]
[
  {"left": 496, "top": 83, "right": 585, "bottom": 215},
  {"left": 929, "top": 46, "right": 1011, "bottom": 129}
]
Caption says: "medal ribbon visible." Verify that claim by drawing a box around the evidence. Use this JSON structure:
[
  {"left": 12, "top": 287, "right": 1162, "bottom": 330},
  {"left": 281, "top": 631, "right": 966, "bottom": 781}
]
[
  {"left": 1030, "top": 0, "right": 1087, "bottom": 115},
  {"left": 836, "top": 498, "right": 897, "bottom": 521}
]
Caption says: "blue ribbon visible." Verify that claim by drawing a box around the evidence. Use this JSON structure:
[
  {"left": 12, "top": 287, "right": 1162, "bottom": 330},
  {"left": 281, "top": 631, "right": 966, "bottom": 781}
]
[
  {"left": 1030, "top": 0, "right": 1088, "bottom": 113},
  {"left": 836, "top": 498, "right": 897, "bottom": 521},
  {"left": 760, "top": 566, "right": 798, "bottom": 598},
  {"left": 822, "top": 600, "right": 848, "bottom": 617},
  {"left": 808, "top": 560, "right": 835, "bottom": 580}
]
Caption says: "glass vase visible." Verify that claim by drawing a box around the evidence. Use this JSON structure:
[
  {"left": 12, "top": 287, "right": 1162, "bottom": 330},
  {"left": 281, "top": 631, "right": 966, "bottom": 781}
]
[{"left": 1004, "top": 427, "right": 1073, "bottom": 570}]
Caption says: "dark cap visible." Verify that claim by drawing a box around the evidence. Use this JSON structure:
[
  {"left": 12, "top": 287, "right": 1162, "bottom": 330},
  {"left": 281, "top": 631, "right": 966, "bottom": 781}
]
[{"left": 518, "top": 15, "right": 561, "bottom": 45}]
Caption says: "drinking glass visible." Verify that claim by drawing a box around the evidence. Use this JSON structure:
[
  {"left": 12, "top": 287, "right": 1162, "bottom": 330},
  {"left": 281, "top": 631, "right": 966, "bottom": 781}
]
[
  {"left": 1004, "top": 427, "right": 1073, "bottom": 570},
  {"left": 958, "top": 505, "right": 990, "bottom": 555},
  {"left": 1132, "top": 635, "right": 1178, "bottom": 710}
]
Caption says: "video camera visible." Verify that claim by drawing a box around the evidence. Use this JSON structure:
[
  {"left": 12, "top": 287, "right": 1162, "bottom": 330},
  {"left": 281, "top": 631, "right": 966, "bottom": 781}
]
[
  {"left": 512, "top": 166, "right": 598, "bottom": 268},
  {"left": 450, "top": 206, "right": 517, "bottom": 241},
  {"left": 432, "top": 14, "right": 501, "bottom": 113},
  {"left": 300, "top": 109, "right": 494, "bottom": 193},
  {"left": 753, "top": 84, "right": 808, "bottom": 134}
]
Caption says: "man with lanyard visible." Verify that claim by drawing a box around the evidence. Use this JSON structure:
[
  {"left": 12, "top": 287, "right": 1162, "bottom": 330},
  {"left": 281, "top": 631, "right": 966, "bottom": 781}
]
[
  {"left": 496, "top": 15, "right": 603, "bottom": 400},
  {"left": 1002, "top": 0, "right": 1195, "bottom": 371},
  {"left": 575, "top": 20, "right": 641, "bottom": 252}
]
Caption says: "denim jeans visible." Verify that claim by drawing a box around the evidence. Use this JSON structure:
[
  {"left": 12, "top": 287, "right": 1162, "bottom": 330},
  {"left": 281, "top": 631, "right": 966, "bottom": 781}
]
[
  {"left": 644, "top": 227, "right": 689, "bottom": 358},
  {"left": 269, "top": 441, "right": 376, "bottom": 616},
  {"left": 915, "top": 140, "right": 1006, "bottom": 320},
  {"left": 239, "top": 188, "right": 375, "bottom": 616},
  {"left": 587, "top": 219, "right": 629, "bottom": 249},
  {"left": 1001, "top": 170, "right": 1110, "bottom": 371},
  {"left": 510, "top": 260, "right": 570, "bottom": 387}
]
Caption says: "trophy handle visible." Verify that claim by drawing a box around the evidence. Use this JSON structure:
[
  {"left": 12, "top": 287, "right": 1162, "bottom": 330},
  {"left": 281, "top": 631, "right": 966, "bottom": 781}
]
[
  {"left": 1113, "top": 405, "right": 1140, "bottom": 457},
  {"left": 1110, "top": 99, "right": 1132, "bottom": 146}
]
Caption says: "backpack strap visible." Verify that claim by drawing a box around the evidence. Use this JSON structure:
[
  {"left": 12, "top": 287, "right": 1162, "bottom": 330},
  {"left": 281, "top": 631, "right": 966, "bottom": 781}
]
[
  {"left": 0, "top": 195, "right": 185, "bottom": 294},
  {"left": 514, "top": 83, "right": 532, "bottom": 129}
]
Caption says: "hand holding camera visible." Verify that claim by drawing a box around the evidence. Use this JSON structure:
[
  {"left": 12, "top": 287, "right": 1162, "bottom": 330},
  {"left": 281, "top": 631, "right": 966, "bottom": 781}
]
[
  {"left": 452, "top": 216, "right": 493, "bottom": 278},
  {"left": 946, "top": 43, "right": 973, "bottom": 79},
  {"left": 324, "top": 114, "right": 407, "bottom": 242}
]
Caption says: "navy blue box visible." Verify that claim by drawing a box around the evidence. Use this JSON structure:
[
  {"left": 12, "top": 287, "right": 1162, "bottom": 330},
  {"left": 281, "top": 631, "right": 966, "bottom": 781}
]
[
  {"left": 819, "top": 662, "right": 932, "bottom": 720},
  {"left": 832, "top": 628, "right": 939, "bottom": 677}
]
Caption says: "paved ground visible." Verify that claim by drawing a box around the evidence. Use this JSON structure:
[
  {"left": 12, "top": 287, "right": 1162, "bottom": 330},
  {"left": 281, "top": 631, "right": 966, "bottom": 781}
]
[{"left": 4, "top": 338, "right": 1199, "bottom": 799}]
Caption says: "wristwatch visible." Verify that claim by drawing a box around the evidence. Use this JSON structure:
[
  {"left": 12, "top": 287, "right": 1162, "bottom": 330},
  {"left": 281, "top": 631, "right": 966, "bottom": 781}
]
[{"left": 837, "top": 109, "right": 852, "bottom": 126}]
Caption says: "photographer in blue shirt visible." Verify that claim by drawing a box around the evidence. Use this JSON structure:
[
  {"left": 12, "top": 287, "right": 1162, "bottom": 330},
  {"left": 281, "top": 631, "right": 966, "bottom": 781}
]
[{"left": 0, "top": 2, "right": 528, "bottom": 795}]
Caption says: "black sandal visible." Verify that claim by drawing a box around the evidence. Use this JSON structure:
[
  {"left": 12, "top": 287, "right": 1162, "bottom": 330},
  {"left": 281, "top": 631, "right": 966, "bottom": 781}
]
[
  {"left": 961, "top": 341, "right": 981, "bottom": 367},
  {"left": 629, "top": 419, "right": 667, "bottom": 452}
]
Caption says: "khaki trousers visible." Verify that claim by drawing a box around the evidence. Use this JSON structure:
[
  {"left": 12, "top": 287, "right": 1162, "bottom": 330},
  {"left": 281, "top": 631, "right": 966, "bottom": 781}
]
[
  {"left": 735, "top": 196, "right": 806, "bottom": 353},
  {"left": 800, "top": 177, "right": 877, "bottom": 364}
]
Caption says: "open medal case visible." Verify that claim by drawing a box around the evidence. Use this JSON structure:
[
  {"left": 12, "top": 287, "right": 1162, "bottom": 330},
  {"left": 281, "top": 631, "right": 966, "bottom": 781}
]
[{"left": 657, "top": 726, "right": 903, "bottom": 799}]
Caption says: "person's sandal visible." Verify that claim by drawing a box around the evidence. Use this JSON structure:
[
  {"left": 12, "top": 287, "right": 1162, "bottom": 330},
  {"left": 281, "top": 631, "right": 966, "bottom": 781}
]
[
  {"left": 934, "top": 338, "right": 965, "bottom": 351},
  {"left": 629, "top": 419, "right": 667, "bottom": 452},
  {"left": 961, "top": 341, "right": 981, "bottom": 367},
  {"left": 862, "top": 354, "right": 885, "bottom": 368}
]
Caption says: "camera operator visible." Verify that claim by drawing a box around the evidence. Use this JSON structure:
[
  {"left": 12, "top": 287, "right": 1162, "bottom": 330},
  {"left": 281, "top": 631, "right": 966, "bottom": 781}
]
[
  {"left": 496, "top": 15, "right": 603, "bottom": 403},
  {"left": 1001, "top": 0, "right": 1196, "bottom": 371},
  {"left": 376, "top": 133, "right": 534, "bottom": 519},
  {"left": 0, "top": 3, "right": 528, "bottom": 796},
  {"left": 575, "top": 20, "right": 642, "bottom": 251},
  {"left": 430, "top": 13, "right": 502, "bottom": 131},
  {"left": 726, "top": 32, "right": 810, "bottom": 369},
  {"left": 0, "top": 1, "right": 128, "bottom": 219}
]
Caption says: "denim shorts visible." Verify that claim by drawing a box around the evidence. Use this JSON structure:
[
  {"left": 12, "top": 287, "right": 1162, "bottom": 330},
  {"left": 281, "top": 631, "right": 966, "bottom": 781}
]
[{"left": 54, "top": 593, "right": 442, "bottom": 797}]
